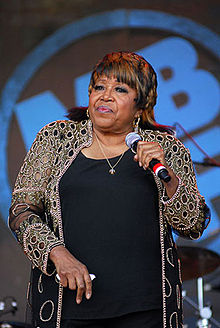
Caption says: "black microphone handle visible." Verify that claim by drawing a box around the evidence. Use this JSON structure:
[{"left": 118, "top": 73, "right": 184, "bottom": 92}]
[
  {"left": 149, "top": 159, "right": 171, "bottom": 183},
  {"left": 131, "top": 140, "right": 138, "bottom": 153}
]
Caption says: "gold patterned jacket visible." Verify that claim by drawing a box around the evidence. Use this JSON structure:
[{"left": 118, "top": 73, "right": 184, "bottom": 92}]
[{"left": 9, "top": 119, "right": 209, "bottom": 328}]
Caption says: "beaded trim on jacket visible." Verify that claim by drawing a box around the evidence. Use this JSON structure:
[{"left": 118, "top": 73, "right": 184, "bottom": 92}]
[{"left": 9, "top": 119, "right": 209, "bottom": 328}]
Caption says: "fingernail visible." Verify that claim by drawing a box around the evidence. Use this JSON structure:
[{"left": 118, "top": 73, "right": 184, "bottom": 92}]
[
  {"left": 139, "top": 162, "right": 142, "bottom": 167},
  {"left": 76, "top": 299, "right": 81, "bottom": 304},
  {"left": 86, "top": 293, "right": 91, "bottom": 299}
]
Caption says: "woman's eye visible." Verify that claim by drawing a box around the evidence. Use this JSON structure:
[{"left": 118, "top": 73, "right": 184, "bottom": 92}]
[
  {"left": 115, "top": 87, "right": 128, "bottom": 93},
  {"left": 94, "top": 85, "right": 104, "bottom": 91}
]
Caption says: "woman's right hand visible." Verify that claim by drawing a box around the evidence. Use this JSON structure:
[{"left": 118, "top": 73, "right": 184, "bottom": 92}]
[{"left": 49, "top": 245, "right": 92, "bottom": 304}]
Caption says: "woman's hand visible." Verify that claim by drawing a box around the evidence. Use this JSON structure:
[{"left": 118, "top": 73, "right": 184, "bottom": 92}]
[
  {"left": 134, "top": 141, "right": 179, "bottom": 198},
  {"left": 49, "top": 246, "right": 92, "bottom": 304}
]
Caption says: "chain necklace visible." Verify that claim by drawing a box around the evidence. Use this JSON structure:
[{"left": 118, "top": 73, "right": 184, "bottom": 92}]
[{"left": 94, "top": 132, "right": 126, "bottom": 175}]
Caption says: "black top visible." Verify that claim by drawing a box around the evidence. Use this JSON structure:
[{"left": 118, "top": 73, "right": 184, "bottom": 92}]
[{"left": 59, "top": 149, "right": 162, "bottom": 319}]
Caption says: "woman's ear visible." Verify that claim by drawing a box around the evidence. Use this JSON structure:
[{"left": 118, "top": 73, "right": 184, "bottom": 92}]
[{"left": 135, "top": 109, "right": 143, "bottom": 118}]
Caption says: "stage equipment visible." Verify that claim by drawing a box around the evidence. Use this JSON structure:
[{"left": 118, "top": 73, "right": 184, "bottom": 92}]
[
  {"left": 0, "top": 297, "right": 17, "bottom": 318},
  {"left": 0, "top": 323, "right": 31, "bottom": 328},
  {"left": 177, "top": 247, "right": 220, "bottom": 281},
  {"left": 178, "top": 246, "right": 220, "bottom": 327}
]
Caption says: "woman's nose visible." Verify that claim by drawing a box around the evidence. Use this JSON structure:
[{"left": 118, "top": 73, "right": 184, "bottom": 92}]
[{"left": 102, "top": 87, "right": 113, "bottom": 101}]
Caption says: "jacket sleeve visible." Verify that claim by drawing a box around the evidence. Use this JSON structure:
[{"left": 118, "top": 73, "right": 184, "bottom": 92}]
[
  {"left": 9, "top": 124, "right": 64, "bottom": 275},
  {"left": 161, "top": 135, "right": 210, "bottom": 239}
]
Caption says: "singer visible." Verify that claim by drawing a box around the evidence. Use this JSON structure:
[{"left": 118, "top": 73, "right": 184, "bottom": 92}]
[{"left": 9, "top": 52, "right": 210, "bottom": 328}]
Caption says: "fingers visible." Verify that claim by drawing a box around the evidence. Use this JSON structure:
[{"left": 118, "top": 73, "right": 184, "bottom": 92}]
[
  {"left": 58, "top": 273, "right": 68, "bottom": 288},
  {"left": 84, "top": 271, "right": 92, "bottom": 300},
  {"left": 134, "top": 141, "right": 165, "bottom": 169},
  {"left": 75, "top": 268, "right": 92, "bottom": 304},
  {"left": 68, "top": 275, "right": 77, "bottom": 291},
  {"left": 57, "top": 267, "right": 92, "bottom": 304},
  {"left": 142, "top": 149, "right": 163, "bottom": 170},
  {"left": 75, "top": 275, "right": 86, "bottom": 304},
  {"left": 52, "top": 248, "right": 93, "bottom": 304}
]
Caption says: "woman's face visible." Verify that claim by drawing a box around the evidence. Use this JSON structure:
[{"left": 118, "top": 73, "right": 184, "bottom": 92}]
[{"left": 88, "top": 75, "right": 142, "bottom": 134}]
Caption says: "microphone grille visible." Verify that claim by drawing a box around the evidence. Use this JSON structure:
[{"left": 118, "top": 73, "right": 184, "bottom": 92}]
[{"left": 125, "top": 132, "right": 141, "bottom": 148}]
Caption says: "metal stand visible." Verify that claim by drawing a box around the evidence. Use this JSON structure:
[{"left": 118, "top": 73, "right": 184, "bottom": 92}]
[
  {"left": 0, "top": 297, "right": 17, "bottom": 318},
  {"left": 183, "top": 278, "right": 220, "bottom": 328},
  {"left": 197, "top": 277, "right": 212, "bottom": 328}
]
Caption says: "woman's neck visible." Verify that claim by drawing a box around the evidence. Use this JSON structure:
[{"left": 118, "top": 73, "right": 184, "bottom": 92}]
[
  {"left": 93, "top": 127, "right": 132, "bottom": 148},
  {"left": 81, "top": 126, "right": 131, "bottom": 159}
]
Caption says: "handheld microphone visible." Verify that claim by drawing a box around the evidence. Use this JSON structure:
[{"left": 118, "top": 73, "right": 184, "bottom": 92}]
[{"left": 125, "top": 132, "right": 171, "bottom": 182}]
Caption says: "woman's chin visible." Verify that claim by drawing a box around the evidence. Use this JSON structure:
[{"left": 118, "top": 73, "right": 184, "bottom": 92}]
[{"left": 91, "top": 114, "right": 115, "bottom": 129}]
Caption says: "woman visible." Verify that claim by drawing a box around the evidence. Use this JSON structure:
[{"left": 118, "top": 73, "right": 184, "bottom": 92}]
[{"left": 9, "top": 51, "right": 210, "bottom": 328}]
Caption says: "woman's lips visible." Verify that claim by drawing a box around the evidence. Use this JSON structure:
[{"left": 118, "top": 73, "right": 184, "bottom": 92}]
[{"left": 96, "top": 106, "right": 113, "bottom": 113}]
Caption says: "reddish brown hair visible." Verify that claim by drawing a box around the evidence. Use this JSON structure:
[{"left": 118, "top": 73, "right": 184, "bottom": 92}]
[
  {"left": 67, "top": 51, "right": 173, "bottom": 134},
  {"left": 88, "top": 51, "right": 157, "bottom": 127}
]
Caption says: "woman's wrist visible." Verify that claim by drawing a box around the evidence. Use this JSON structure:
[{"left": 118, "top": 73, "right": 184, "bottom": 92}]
[
  {"left": 162, "top": 169, "right": 179, "bottom": 199},
  {"left": 49, "top": 245, "right": 66, "bottom": 265}
]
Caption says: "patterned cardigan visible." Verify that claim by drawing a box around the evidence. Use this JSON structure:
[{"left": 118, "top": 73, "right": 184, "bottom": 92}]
[{"left": 9, "top": 119, "right": 209, "bottom": 328}]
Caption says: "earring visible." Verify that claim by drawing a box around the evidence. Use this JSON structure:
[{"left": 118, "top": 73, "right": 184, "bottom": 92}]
[
  {"left": 133, "top": 116, "right": 140, "bottom": 133},
  {"left": 86, "top": 108, "right": 90, "bottom": 119}
]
